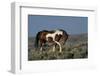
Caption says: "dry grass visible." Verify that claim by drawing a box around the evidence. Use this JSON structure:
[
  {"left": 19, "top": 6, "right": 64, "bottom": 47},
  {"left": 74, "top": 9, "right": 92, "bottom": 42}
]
[
  {"left": 28, "top": 42, "right": 88, "bottom": 60},
  {"left": 28, "top": 34, "right": 88, "bottom": 61}
]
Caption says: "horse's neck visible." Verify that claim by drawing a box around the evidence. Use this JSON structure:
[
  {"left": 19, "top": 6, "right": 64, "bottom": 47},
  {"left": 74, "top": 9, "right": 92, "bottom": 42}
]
[
  {"left": 50, "top": 33, "right": 56, "bottom": 40},
  {"left": 46, "top": 33, "right": 55, "bottom": 41},
  {"left": 55, "top": 30, "right": 63, "bottom": 35}
]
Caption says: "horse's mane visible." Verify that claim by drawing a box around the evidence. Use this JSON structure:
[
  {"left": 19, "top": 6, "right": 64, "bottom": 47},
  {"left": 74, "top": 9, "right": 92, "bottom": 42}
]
[{"left": 59, "top": 29, "right": 69, "bottom": 36}]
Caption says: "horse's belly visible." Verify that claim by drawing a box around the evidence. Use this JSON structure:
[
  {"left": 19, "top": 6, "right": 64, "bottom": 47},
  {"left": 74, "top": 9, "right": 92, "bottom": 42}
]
[{"left": 47, "top": 37, "right": 54, "bottom": 42}]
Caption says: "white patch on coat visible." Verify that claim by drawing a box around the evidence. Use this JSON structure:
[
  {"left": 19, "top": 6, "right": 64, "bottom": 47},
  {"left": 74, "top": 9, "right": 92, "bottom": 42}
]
[
  {"left": 46, "top": 30, "right": 63, "bottom": 41},
  {"left": 46, "top": 30, "right": 63, "bottom": 52}
]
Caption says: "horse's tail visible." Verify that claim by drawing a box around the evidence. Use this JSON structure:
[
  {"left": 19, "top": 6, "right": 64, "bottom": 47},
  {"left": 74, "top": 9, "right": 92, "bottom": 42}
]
[{"left": 34, "top": 32, "right": 41, "bottom": 48}]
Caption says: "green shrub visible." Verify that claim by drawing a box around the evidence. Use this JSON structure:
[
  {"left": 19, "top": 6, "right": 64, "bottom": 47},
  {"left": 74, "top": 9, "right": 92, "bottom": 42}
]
[{"left": 28, "top": 42, "right": 88, "bottom": 60}]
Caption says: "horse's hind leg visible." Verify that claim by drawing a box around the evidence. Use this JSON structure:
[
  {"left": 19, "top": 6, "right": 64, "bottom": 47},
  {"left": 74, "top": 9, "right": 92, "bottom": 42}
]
[
  {"left": 40, "top": 42, "right": 46, "bottom": 51},
  {"left": 40, "top": 42, "right": 43, "bottom": 51}
]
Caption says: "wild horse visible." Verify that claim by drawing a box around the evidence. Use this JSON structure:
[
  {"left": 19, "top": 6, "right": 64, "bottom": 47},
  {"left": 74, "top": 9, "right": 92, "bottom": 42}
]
[{"left": 34, "top": 29, "right": 69, "bottom": 53}]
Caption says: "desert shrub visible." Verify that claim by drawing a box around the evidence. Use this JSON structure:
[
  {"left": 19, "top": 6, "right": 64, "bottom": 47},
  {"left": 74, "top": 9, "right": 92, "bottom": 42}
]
[{"left": 28, "top": 41, "right": 88, "bottom": 60}]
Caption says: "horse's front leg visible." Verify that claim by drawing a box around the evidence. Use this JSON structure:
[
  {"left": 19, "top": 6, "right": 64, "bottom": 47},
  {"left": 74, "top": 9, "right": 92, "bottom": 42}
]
[
  {"left": 40, "top": 46, "right": 43, "bottom": 51},
  {"left": 52, "top": 45, "right": 55, "bottom": 52},
  {"left": 54, "top": 41, "right": 62, "bottom": 53}
]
